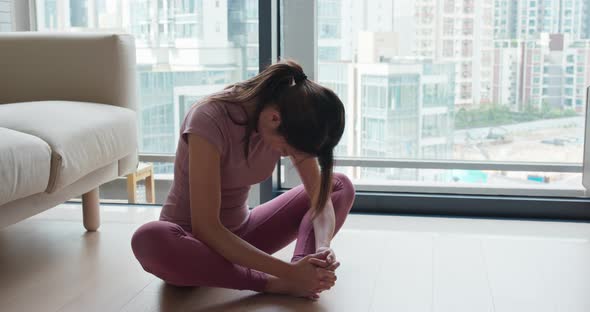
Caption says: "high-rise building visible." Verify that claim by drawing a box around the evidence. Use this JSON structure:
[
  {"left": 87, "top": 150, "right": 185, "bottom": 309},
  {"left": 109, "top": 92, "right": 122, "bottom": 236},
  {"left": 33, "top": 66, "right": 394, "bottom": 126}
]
[
  {"left": 492, "top": 39, "right": 543, "bottom": 111},
  {"left": 493, "top": 0, "right": 590, "bottom": 113},
  {"left": 228, "top": 0, "right": 259, "bottom": 78},
  {"left": 317, "top": 0, "right": 344, "bottom": 62},
  {"left": 317, "top": 0, "right": 416, "bottom": 62},
  {"left": 584, "top": 1, "right": 590, "bottom": 39},
  {"left": 493, "top": 34, "right": 590, "bottom": 113},
  {"left": 355, "top": 60, "right": 456, "bottom": 180},
  {"left": 415, "top": 0, "right": 494, "bottom": 109},
  {"left": 315, "top": 0, "right": 455, "bottom": 181},
  {"left": 494, "top": 0, "right": 588, "bottom": 40},
  {"left": 351, "top": 30, "right": 456, "bottom": 180}
]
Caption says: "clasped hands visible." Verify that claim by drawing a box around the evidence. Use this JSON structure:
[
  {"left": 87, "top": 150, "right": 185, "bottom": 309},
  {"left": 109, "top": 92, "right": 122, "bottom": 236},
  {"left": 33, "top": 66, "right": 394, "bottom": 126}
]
[{"left": 290, "top": 246, "right": 340, "bottom": 300}]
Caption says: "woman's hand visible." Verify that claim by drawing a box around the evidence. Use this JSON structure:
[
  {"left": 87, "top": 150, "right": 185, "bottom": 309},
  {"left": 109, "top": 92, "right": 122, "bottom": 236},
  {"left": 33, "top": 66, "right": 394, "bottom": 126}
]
[
  {"left": 305, "top": 247, "right": 340, "bottom": 297},
  {"left": 309, "top": 247, "right": 340, "bottom": 271},
  {"left": 288, "top": 250, "right": 337, "bottom": 300},
  {"left": 316, "top": 246, "right": 336, "bottom": 263}
]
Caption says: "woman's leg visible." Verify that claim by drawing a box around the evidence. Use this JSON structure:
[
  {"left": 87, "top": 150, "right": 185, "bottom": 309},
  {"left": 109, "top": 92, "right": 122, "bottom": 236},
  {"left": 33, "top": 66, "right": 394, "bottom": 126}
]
[
  {"left": 130, "top": 220, "right": 267, "bottom": 292},
  {"left": 238, "top": 173, "right": 355, "bottom": 263}
]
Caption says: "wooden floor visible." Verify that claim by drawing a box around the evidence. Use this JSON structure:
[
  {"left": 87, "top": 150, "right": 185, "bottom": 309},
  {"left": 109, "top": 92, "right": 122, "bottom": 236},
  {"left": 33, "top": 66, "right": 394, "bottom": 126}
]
[{"left": 1, "top": 203, "right": 589, "bottom": 312}]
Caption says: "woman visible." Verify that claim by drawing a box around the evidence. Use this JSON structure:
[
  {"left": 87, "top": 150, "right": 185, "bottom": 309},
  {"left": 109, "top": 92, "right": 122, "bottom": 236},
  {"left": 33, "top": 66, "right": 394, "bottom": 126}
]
[{"left": 131, "top": 60, "right": 355, "bottom": 301}]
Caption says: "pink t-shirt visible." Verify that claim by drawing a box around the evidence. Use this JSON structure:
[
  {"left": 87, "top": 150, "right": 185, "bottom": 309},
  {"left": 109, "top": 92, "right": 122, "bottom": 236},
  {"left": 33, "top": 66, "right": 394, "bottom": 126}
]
[{"left": 159, "top": 90, "right": 281, "bottom": 232}]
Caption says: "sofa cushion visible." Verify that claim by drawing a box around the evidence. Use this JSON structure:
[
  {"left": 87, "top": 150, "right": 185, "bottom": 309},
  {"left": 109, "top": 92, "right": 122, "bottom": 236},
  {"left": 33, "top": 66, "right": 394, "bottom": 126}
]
[
  {"left": 0, "top": 127, "right": 52, "bottom": 206},
  {"left": 0, "top": 101, "right": 137, "bottom": 193}
]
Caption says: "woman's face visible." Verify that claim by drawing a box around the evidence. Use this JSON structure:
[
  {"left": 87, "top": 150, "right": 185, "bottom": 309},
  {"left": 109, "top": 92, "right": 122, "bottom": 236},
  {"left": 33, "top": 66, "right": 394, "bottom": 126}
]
[{"left": 258, "top": 106, "right": 306, "bottom": 158}]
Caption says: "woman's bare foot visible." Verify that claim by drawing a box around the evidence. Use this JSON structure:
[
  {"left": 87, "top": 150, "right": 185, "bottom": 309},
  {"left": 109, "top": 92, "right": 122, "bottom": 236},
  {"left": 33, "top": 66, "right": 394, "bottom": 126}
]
[{"left": 263, "top": 275, "right": 319, "bottom": 300}]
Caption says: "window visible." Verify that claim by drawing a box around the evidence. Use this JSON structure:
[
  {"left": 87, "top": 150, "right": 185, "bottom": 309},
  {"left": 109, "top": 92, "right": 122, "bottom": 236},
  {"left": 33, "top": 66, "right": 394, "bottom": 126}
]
[
  {"left": 444, "top": 0, "right": 455, "bottom": 14},
  {"left": 463, "top": 18, "right": 473, "bottom": 35},
  {"left": 0, "top": 0, "right": 13, "bottom": 32},
  {"left": 363, "top": 118, "right": 385, "bottom": 143},
  {"left": 21, "top": 1, "right": 590, "bottom": 214},
  {"left": 318, "top": 0, "right": 340, "bottom": 39},
  {"left": 319, "top": 23, "right": 339, "bottom": 39},
  {"left": 318, "top": 47, "right": 341, "bottom": 61},
  {"left": 423, "top": 114, "right": 449, "bottom": 138},
  {"left": 34, "top": 0, "right": 259, "bottom": 176},
  {"left": 69, "top": 0, "right": 88, "bottom": 27},
  {"left": 443, "top": 18, "right": 454, "bottom": 36},
  {"left": 290, "top": 0, "right": 590, "bottom": 197},
  {"left": 443, "top": 40, "right": 454, "bottom": 57}
]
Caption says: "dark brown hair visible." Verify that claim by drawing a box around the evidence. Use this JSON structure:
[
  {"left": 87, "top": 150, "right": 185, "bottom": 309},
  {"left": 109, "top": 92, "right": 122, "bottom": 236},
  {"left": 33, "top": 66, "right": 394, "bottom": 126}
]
[{"left": 207, "top": 59, "right": 345, "bottom": 219}]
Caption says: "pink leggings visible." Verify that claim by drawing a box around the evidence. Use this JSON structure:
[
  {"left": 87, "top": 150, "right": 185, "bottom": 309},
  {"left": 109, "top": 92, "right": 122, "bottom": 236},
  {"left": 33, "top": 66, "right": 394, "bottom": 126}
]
[{"left": 131, "top": 173, "right": 355, "bottom": 292}]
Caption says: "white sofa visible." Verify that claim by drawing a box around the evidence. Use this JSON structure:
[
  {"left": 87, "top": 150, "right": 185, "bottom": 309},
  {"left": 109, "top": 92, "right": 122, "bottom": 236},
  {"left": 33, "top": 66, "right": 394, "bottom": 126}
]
[{"left": 0, "top": 33, "right": 139, "bottom": 231}]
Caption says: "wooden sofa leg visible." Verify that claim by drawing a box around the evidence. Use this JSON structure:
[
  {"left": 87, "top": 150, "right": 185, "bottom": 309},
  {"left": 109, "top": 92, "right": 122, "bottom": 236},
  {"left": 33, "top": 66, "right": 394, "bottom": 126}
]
[{"left": 82, "top": 188, "right": 100, "bottom": 231}]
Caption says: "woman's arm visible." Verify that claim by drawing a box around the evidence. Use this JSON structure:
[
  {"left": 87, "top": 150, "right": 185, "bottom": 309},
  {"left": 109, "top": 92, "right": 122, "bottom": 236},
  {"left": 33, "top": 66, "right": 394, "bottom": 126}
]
[
  {"left": 290, "top": 155, "right": 336, "bottom": 250},
  {"left": 312, "top": 199, "right": 336, "bottom": 249},
  {"left": 188, "top": 133, "right": 294, "bottom": 279}
]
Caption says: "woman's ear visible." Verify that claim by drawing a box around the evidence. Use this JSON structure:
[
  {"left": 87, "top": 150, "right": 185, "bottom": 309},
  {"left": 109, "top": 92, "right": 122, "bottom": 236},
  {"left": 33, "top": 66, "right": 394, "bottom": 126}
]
[{"left": 270, "top": 108, "right": 281, "bottom": 128}]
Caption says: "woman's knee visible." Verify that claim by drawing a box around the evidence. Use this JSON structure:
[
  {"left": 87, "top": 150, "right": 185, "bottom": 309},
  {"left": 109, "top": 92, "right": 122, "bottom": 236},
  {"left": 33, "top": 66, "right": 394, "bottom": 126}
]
[
  {"left": 332, "top": 173, "right": 356, "bottom": 209},
  {"left": 131, "top": 221, "right": 179, "bottom": 264},
  {"left": 131, "top": 222, "right": 155, "bottom": 260},
  {"left": 333, "top": 173, "right": 355, "bottom": 195}
]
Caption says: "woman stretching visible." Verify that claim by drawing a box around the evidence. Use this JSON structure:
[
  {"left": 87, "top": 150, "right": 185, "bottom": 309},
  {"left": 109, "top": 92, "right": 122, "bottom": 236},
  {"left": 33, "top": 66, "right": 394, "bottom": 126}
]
[{"left": 131, "top": 60, "right": 355, "bottom": 300}]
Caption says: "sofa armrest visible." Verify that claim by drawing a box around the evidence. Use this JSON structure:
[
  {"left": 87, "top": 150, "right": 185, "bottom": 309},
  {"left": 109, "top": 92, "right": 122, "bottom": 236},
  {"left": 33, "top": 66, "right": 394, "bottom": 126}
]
[{"left": 0, "top": 33, "right": 137, "bottom": 112}]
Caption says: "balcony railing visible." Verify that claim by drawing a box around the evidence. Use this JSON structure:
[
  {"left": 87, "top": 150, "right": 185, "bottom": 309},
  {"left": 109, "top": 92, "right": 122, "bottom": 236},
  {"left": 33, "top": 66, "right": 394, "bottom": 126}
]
[
  {"left": 127, "top": 153, "right": 587, "bottom": 203},
  {"left": 139, "top": 153, "right": 582, "bottom": 173}
]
